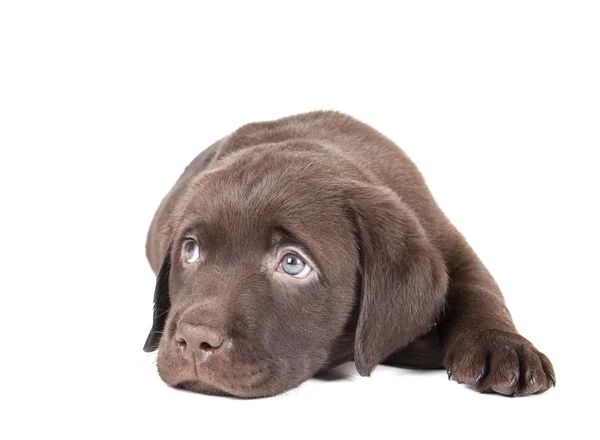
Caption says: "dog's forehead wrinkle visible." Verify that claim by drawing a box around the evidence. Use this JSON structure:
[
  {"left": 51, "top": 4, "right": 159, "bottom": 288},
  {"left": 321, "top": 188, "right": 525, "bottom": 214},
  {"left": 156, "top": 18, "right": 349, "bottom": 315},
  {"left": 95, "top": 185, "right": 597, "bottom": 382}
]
[{"left": 184, "top": 189, "right": 350, "bottom": 260}]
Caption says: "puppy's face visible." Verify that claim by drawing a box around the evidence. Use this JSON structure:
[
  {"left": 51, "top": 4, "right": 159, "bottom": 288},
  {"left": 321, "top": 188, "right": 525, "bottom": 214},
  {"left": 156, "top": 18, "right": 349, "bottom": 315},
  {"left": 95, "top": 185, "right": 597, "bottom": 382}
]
[{"left": 144, "top": 148, "right": 448, "bottom": 397}]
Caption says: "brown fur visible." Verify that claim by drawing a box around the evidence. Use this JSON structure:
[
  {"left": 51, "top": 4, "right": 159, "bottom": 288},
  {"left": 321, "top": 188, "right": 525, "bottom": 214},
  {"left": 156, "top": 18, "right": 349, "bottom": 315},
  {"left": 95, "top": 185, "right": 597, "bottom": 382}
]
[{"left": 144, "top": 111, "right": 555, "bottom": 397}]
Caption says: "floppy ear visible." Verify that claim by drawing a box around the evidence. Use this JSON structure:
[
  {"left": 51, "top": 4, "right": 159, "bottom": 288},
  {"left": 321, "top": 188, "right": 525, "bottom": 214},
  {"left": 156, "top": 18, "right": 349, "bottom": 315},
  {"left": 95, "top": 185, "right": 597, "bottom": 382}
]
[
  {"left": 350, "top": 183, "right": 449, "bottom": 376},
  {"left": 143, "top": 245, "right": 172, "bottom": 352}
]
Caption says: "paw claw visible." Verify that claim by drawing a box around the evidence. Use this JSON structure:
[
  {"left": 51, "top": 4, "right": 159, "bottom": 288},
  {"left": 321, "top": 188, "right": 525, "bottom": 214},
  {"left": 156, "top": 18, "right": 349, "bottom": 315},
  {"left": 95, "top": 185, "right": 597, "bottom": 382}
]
[{"left": 475, "top": 371, "right": 484, "bottom": 383}]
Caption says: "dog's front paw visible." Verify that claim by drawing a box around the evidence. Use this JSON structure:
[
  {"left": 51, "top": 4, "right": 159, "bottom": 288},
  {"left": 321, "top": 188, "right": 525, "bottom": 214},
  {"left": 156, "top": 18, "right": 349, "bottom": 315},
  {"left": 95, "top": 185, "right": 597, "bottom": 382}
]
[{"left": 444, "top": 329, "right": 555, "bottom": 397}]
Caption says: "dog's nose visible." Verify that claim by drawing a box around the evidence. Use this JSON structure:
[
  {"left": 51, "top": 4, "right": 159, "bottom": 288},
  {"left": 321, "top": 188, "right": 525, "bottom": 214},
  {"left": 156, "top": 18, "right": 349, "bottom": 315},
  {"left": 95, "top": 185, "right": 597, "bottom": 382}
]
[{"left": 175, "top": 322, "right": 224, "bottom": 364}]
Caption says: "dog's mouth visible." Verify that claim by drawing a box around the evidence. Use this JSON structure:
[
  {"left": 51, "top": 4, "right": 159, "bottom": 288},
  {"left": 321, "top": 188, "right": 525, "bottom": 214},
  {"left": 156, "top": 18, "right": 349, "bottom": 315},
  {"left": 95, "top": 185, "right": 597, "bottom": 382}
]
[
  {"left": 156, "top": 335, "right": 314, "bottom": 397},
  {"left": 173, "top": 363, "right": 281, "bottom": 398}
]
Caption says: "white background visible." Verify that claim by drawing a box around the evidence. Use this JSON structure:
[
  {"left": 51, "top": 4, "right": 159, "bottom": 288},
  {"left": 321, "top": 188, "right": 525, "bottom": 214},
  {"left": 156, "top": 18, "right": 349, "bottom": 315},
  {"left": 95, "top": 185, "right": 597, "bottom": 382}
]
[{"left": 1, "top": 1, "right": 599, "bottom": 439}]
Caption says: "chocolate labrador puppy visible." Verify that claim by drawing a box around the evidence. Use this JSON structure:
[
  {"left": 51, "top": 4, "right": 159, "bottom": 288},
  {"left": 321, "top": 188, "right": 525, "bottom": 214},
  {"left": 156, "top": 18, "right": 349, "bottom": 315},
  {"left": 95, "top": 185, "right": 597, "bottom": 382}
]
[{"left": 144, "top": 111, "right": 555, "bottom": 398}]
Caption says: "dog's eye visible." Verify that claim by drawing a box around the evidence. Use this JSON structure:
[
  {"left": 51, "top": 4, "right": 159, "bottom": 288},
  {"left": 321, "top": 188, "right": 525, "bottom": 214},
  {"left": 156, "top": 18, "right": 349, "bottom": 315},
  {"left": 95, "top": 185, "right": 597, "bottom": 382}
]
[
  {"left": 183, "top": 240, "right": 200, "bottom": 264},
  {"left": 279, "top": 253, "right": 311, "bottom": 278}
]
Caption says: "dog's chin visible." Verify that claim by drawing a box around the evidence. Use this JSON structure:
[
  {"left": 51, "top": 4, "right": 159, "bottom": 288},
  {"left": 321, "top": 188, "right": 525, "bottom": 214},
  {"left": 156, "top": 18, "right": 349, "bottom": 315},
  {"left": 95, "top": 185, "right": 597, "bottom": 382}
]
[
  {"left": 175, "top": 378, "right": 286, "bottom": 399},
  {"left": 157, "top": 354, "right": 305, "bottom": 398},
  {"left": 169, "top": 367, "right": 303, "bottom": 398}
]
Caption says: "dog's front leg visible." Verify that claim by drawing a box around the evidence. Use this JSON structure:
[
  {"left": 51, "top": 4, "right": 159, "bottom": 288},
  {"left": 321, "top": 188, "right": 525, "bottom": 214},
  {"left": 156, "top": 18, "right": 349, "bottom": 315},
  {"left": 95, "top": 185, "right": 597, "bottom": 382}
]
[{"left": 440, "top": 250, "right": 555, "bottom": 396}]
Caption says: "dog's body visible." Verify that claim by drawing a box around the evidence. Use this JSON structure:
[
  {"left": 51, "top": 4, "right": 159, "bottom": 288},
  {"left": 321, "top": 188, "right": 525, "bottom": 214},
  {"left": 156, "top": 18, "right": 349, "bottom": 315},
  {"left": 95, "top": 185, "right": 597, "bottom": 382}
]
[{"left": 144, "top": 111, "right": 555, "bottom": 397}]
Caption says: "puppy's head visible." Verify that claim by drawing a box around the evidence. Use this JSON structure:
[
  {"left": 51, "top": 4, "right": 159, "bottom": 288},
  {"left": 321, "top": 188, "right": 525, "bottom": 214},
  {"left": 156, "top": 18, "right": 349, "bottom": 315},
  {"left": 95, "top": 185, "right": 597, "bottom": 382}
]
[{"left": 144, "top": 146, "right": 447, "bottom": 397}]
